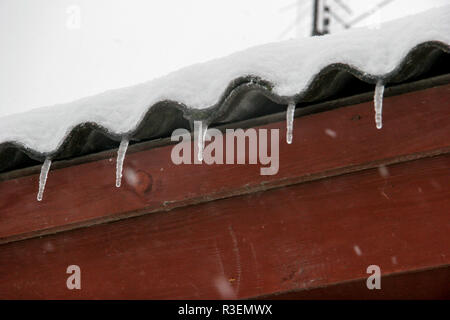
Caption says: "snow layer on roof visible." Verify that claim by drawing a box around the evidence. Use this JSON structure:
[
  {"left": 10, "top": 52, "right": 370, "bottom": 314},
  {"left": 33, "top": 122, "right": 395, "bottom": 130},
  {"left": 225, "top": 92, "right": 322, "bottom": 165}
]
[{"left": 0, "top": 6, "right": 449, "bottom": 155}]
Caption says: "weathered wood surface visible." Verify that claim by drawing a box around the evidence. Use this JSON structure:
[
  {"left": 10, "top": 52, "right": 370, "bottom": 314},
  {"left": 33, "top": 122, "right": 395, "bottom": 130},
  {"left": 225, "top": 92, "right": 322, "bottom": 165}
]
[
  {"left": 263, "top": 265, "right": 450, "bottom": 299},
  {"left": 0, "top": 154, "right": 449, "bottom": 299},
  {"left": 0, "top": 84, "right": 449, "bottom": 244}
]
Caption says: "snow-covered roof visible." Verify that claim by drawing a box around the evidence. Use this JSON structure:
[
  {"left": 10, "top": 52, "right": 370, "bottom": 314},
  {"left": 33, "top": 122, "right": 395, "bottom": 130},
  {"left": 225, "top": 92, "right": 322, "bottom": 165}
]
[{"left": 0, "top": 6, "right": 449, "bottom": 173}]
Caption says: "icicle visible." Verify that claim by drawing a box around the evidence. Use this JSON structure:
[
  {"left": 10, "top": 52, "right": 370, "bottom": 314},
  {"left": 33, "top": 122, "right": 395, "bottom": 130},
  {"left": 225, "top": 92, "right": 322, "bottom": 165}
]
[
  {"left": 116, "top": 138, "right": 129, "bottom": 188},
  {"left": 374, "top": 80, "right": 385, "bottom": 129},
  {"left": 195, "top": 121, "right": 208, "bottom": 162},
  {"left": 286, "top": 102, "right": 296, "bottom": 144},
  {"left": 37, "top": 158, "right": 52, "bottom": 201}
]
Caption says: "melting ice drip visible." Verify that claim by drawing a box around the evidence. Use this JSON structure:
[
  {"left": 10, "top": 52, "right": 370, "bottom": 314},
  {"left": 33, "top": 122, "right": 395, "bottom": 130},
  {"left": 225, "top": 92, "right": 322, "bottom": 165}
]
[
  {"left": 196, "top": 121, "right": 208, "bottom": 162},
  {"left": 286, "top": 102, "right": 296, "bottom": 144},
  {"left": 374, "top": 81, "right": 385, "bottom": 129},
  {"left": 37, "top": 158, "right": 52, "bottom": 201},
  {"left": 116, "top": 138, "right": 129, "bottom": 187}
]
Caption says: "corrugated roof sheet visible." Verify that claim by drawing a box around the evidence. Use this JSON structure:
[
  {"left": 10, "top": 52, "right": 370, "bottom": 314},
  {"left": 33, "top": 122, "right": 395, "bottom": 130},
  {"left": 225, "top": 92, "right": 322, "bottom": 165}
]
[{"left": 0, "top": 7, "right": 449, "bottom": 173}]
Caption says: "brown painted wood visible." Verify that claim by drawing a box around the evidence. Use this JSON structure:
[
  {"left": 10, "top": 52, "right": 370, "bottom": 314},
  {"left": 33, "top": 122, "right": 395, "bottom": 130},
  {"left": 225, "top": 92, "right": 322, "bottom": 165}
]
[
  {"left": 0, "top": 154, "right": 449, "bottom": 299},
  {"left": 0, "top": 84, "right": 449, "bottom": 244},
  {"left": 261, "top": 264, "right": 450, "bottom": 300}
]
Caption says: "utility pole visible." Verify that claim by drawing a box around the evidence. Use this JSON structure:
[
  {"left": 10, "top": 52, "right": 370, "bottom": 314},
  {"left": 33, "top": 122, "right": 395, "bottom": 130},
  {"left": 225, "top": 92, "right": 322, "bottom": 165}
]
[
  {"left": 312, "top": 0, "right": 321, "bottom": 36},
  {"left": 312, "top": 0, "right": 330, "bottom": 36},
  {"left": 312, "top": 0, "right": 395, "bottom": 36}
]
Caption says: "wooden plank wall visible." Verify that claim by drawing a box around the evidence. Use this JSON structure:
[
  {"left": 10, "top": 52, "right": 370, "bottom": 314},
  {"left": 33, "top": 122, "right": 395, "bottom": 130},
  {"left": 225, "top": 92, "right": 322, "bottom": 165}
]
[
  {"left": 0, "top": 154, "right": 449, "bottom": 299},
  {"left": 0, "top": 83, "right": 449, "bottom": 299}
]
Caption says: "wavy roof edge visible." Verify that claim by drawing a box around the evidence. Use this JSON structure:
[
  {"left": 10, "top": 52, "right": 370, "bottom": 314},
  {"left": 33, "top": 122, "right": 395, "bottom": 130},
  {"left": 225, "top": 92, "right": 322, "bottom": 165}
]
[{"left": 0, "top": 7, "right": 449, "bottom": 172}]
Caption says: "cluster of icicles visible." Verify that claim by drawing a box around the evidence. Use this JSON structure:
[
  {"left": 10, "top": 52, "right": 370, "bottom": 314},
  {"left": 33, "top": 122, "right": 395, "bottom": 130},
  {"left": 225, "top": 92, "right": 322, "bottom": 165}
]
[{"left": 36, "top": 81, "right": 385, "bottom": 201}]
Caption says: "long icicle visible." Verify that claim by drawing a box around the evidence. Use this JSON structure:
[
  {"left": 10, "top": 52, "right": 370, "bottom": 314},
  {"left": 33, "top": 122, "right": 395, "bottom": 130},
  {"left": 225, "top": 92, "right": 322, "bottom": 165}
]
[
  {"left": 37, "top": 158, "right": 52, "bottom": 201},
  {"left": 286, "top": 102, "right": 296, "bottom": 144},
  {"left": 374, "top": 80, "right": 385, "bottom": 129},
  {"left": 197, "top": 121, "right": 208, "bottom": 162},
  {"left": 116, "top": 138, "right": 129, "bottom": 187}
]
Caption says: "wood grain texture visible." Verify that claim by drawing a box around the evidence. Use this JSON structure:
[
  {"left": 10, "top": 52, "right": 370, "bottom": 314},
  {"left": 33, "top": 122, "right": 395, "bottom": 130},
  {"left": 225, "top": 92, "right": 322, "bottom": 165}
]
[
  {"left": 262, "top": 264, "right": 450, "bottom": 299},
  {"left": 0, "top": 84, "right": 449, "bottom": 244},
  {"left": 0, "top": 154, "right": 449, "bottom": 299}
]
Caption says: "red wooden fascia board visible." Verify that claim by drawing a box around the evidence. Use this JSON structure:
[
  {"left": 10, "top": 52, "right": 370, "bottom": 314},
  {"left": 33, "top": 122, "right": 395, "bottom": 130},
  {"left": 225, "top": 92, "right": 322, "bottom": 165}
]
[{"left": 0, "top": 84, "right": 449, "bottom": 244}]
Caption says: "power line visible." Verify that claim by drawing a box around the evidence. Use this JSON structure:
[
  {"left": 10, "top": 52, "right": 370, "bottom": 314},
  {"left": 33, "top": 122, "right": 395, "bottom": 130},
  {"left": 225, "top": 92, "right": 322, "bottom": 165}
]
[
  {"left": 346, "top": 0, "right": 395, "bottom": 27},
  {"left": 334, "top": 0, "right": 352, "bottom": 15},
  {"left": 312, "top": 0, "right": 396, "bottom": 35}
]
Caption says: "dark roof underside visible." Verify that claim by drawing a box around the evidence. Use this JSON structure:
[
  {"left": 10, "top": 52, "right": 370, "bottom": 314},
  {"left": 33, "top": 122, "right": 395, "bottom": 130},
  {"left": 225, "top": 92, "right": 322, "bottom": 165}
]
[{"left": 0, "top": 42, "right": 449, "bottom": 174}]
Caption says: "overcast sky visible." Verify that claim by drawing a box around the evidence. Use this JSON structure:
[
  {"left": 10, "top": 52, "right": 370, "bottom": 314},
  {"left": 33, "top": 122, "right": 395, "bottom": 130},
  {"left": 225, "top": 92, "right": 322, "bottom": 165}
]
[{"left": 0, "top": 0, "right": 448, "bottom": 117}]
